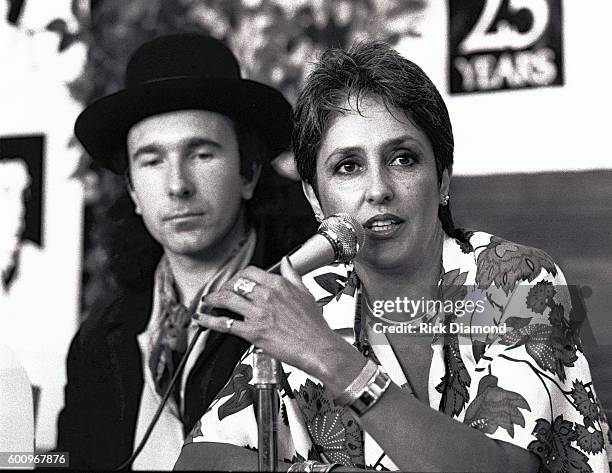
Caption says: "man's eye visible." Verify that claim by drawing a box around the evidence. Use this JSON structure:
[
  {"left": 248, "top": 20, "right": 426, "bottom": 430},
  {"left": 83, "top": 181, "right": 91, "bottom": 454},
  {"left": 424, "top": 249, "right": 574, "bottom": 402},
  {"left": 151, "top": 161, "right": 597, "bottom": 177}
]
[
  {"left": 193, "top": 151, "right": 213, "bottom": 160},
  {"left": 390, "top": 152, "right": 416, "bottom": 166},
  {"left": 141, "top": 157, "right": 161, "bottom": 167}
]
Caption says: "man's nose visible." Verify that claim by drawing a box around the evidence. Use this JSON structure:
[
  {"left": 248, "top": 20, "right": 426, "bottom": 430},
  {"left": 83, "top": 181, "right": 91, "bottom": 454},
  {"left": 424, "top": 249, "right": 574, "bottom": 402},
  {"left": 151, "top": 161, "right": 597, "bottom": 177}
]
[
  {"left": 166, "top": 159, "right": 194, "bottom": 198},
  {"left": 365, "top": 167, "right": 394, "bottom": 204}
]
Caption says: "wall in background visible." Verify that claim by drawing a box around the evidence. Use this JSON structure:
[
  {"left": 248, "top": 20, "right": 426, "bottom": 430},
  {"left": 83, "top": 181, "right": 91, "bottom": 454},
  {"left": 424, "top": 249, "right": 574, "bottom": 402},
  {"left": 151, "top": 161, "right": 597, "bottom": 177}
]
[
  {"left": 0, "top": 1, "right": 85, "bottom": 450},
  {"left": 398, "top": 0, "right": 612, "bottom": 175}
]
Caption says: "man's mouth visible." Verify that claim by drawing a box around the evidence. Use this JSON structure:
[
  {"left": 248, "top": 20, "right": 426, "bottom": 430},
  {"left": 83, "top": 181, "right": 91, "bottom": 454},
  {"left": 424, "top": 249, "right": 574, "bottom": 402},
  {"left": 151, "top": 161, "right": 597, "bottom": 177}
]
[{"left": 165, "top": 211, "right": 205, "bottom": 222}]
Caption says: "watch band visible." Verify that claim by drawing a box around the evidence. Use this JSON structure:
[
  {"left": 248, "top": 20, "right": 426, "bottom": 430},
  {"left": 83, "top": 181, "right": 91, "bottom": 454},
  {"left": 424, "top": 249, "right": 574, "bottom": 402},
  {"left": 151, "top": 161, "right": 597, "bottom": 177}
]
[
  {"left": 347, "top": 365, "right": 391, "bottom": 417},
  {"left": 333, "top": 359, "right": 378, "bottom": 407}
]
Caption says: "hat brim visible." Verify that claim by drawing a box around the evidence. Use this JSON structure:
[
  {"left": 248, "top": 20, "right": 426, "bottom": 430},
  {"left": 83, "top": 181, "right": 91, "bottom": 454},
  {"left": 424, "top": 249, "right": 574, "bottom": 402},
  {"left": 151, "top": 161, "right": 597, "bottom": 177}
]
[{"left": 75, "top": 77, "right": 292, "bottom": 173}]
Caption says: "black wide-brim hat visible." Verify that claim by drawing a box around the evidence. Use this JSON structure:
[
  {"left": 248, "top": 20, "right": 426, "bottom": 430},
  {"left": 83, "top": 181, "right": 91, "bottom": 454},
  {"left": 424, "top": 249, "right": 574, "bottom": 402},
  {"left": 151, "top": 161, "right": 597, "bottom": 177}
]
[{"left": 75, "top": 34, "right": 292, "bottom": 174}]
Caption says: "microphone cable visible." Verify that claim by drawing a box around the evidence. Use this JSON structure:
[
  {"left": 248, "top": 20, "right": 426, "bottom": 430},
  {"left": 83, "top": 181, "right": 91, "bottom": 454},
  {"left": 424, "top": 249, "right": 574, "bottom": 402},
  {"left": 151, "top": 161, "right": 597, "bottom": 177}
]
[
  {"left": 114, "top": 326, "right": 205, "bottom": 471},
  {"left": 113, "top": 261, "right": 282, "bottom": 470}
]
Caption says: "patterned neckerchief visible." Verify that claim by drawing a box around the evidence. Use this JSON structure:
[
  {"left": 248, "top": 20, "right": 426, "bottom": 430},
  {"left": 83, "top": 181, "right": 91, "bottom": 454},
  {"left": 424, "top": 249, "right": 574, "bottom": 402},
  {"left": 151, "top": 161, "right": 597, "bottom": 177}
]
[{"left": 148, "top": 229, "right": 256, "bottom": 411}]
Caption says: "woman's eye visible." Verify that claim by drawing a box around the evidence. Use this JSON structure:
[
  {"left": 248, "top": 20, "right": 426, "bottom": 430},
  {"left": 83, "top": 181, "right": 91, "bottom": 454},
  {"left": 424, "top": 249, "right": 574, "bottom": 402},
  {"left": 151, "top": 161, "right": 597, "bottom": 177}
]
[
  {"left": 335, "top": 160, "right": 360, "bottom": 174},
  {"left": 390, "top": 152, "right": 416, "bottom": 166}
]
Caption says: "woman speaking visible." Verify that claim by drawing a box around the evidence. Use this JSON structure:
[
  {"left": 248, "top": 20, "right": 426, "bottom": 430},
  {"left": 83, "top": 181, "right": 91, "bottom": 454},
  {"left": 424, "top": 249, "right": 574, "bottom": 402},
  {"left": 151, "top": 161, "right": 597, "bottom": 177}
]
[{"left": 176, "top": 42, "right": 611, "bottom": 472}]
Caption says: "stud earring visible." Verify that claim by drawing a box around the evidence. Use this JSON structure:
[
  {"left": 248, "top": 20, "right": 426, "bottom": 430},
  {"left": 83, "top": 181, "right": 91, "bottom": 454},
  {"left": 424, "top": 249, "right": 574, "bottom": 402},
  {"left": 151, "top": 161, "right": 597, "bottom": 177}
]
[
  {"left": 134, "top": 204, "right": 142, "bottom": 215},
  {"left": 440, "top": 194, "right": 450, "bottom": 206},
  {"left": 314, "top": 211, "right": 324, "bottom": 223}
]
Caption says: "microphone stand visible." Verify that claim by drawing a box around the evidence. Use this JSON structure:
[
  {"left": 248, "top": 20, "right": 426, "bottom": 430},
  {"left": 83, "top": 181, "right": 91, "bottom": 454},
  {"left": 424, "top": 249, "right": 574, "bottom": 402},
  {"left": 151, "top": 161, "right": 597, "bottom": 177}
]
[{"left": 253, "top": 348, "right": 281, "bottom": 472}]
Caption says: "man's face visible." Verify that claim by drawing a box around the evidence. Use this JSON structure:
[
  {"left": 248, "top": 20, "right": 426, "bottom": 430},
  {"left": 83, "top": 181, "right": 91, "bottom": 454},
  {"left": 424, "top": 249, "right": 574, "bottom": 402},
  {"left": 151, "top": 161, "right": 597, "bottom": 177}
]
[{"left": 126, "top": 110, "right": 258, "bottom": 261}]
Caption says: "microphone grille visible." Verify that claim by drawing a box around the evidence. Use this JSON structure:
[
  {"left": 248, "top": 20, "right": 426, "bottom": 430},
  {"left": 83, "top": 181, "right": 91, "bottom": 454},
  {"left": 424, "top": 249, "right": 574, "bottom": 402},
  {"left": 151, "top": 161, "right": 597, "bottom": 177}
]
[{"left": 318, "top": 213, "right": 365, "bottom": 263}]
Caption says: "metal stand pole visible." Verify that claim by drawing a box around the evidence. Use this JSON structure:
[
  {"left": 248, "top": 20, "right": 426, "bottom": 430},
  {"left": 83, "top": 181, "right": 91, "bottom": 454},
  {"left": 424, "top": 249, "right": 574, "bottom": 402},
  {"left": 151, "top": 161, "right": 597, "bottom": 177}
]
[{"left": 253, "top": 348, "right": 280, "bottom": 472}]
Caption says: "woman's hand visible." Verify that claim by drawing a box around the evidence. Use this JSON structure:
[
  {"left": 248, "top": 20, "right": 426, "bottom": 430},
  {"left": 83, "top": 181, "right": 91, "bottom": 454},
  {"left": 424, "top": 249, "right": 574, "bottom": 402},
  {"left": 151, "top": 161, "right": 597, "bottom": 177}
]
[{"left": 193, "top": 258, "right": 352, "bottom": 380}]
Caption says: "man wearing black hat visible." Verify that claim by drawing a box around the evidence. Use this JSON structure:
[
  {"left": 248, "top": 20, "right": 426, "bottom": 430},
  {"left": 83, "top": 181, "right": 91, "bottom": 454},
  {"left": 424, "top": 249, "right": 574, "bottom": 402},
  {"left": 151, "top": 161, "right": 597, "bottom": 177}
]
[{"left": 56, "top": 34, "right": 302, "bottom": 470}]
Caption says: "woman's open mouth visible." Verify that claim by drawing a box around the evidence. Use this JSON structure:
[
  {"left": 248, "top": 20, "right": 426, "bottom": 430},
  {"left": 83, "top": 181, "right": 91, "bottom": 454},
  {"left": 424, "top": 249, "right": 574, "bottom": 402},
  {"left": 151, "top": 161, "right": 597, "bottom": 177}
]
[{"left": 363, "top": 214, "right": 405, "bottom": 237}]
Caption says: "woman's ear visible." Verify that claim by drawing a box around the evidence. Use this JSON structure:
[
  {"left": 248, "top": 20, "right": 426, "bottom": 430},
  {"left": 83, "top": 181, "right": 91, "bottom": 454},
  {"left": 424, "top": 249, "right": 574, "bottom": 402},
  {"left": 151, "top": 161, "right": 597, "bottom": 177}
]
[
  {"left": 439, "top": 168, "right": 451, "bottom": 201},
  {"left": 302, "top": 181, "right": 325, "bottom": 223},
  {"left": 241, "top": 163, "right": 262, "bottom": 201}
]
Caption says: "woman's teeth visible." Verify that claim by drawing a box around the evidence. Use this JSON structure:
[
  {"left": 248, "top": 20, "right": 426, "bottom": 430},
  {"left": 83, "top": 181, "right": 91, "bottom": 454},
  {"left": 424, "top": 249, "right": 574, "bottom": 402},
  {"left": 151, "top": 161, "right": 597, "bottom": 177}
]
[{"left": 369, "top": 220, "right": 399, "bottom": 232}]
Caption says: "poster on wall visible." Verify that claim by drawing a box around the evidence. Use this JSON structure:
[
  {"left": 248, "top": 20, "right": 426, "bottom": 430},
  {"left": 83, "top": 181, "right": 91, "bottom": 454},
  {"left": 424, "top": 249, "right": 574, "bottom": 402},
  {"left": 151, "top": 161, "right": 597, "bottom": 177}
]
[
  {"left": 0, "top": 135, "right": 44, "bottom": 246},
  {"left": 448, "top": 0, "right": 564, "bottom": 94},
  {"left": 0, "top": 135, "right": 45, "bottom": 293}
]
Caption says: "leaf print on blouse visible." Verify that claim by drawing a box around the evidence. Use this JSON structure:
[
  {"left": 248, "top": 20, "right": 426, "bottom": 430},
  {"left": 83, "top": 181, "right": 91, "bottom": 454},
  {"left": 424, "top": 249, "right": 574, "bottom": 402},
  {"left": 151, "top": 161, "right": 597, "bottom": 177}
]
[
  {"left": 313, "top": 270, "right": 359, "bottom": 306},
  {"left": 440, "top": 269, "right": 468, "bottom": 305},
  {"left": 499, "top": 324, "right": 577, "bottom": 382},
  {"left": 526, "top": 281, "right": 557, "bottom": 314},
  {"left": 294, "top": 379, "right": 364, "bottom": 467},
  {"left": 571, "top": 381, "right": 600, "bottom": 429},
  {"left": 216, "top": 363, "right": 255, "bottom": 421},
  {"left": 476, "top": 236, "right": 557, "bottom": 295},
  {"left": 288, "top": 446, "right": 323, "bottom": 464},
  {"left": 436, "top": 318, "right": 471, "bottom": 417},
  {"left": 575, "top": 424, "right": 605, "bottom": 456},
  {"left": 501, "top": 282, "right": 579, "bottom": 382},
  {"left": 463, "top": 374, "right": 531, "bottom": 437},
  {"left": 528, "top": 416, "right": 592, "bottom": 473},
  {"left": 570, "top": 381, "right": 606, "bottom": 455},
  {"left": 183, "top": 419, "right": 203, "bottom": 446}
]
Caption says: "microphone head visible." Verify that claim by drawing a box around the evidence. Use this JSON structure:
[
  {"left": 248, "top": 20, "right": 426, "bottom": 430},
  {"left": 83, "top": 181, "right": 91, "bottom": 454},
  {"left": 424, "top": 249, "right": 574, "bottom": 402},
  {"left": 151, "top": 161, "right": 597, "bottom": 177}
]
[{"left": 318, "top": 213, "right": 365, "bottom": 263}]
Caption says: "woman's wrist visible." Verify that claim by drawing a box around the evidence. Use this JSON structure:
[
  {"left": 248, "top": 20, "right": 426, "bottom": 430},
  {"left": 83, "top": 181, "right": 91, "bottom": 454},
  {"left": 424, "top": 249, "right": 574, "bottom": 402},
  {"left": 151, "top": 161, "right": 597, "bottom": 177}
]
[{"left": 307, "top": 333, "right": 370, "bottom": 397}]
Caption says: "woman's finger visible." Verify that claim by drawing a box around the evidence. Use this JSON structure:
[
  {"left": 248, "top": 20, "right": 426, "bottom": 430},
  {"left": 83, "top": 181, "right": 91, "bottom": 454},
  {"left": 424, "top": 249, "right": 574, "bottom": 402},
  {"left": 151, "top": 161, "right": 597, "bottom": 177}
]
[
  {"left": 193, "top": 312, "right": 246, "bottom": 338},
  {"left": 238, "top": 265, "right": 297, "bottom": 291},
  {"left": 198, "top": 289, "right": 256, "bottom": 320}
]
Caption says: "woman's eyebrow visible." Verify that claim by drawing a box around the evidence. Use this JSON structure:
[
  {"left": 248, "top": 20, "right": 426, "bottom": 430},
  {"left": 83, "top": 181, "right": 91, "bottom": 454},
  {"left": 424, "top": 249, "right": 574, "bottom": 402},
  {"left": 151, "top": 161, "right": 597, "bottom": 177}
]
[
  {"left": 381, "top": 135, "right": 424, "bottom": 152},
  {"left": 323, "top": 145, "right": 362, "bottom": 165}
]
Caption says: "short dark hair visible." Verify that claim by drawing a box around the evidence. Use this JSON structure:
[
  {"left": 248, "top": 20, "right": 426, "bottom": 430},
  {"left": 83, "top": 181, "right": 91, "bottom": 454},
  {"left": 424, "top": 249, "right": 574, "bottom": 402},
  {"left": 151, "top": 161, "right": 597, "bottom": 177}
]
[{"left": 292, "top": 41, "right": 464, "bottom": 241}]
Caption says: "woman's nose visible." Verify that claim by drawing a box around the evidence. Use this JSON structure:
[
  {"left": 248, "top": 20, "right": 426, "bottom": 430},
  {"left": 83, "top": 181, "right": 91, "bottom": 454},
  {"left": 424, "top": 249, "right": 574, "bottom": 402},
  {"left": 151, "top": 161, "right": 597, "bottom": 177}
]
[
  {"left": 365, "top": 168, "right": 394, "bottom": 204},
  {"left": 166, "top": 159, "right": 195, "bottom": 198}
]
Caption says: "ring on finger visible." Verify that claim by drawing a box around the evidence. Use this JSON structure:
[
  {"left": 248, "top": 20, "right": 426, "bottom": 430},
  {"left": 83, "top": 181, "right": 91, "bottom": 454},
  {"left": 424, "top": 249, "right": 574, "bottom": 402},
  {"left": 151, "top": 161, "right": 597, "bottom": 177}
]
[
  {"left": 225, "top": 318, "right": 235, "bottom": 332},
  {"left": 233, "top": 277, "right": 257, "bottom": 298}
]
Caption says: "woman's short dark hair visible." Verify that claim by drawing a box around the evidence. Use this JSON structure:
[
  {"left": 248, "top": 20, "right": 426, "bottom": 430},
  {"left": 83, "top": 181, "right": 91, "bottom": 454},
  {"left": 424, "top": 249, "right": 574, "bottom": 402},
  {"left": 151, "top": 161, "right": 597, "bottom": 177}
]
[{"left": 292, "top": 41, "right": 464, "bottom": 242}]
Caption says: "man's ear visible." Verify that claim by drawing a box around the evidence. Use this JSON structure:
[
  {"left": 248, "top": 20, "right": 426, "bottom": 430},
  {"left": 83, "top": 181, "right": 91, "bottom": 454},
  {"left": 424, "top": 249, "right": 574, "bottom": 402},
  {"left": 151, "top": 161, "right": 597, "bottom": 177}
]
[
  {"left": 241, "top": 163, "right": 262, "bottom": 201},
  {"left": 124, "top": 170, "right": 143, "bottom": 215},
  {"left": 302, "top": 181, "right": 325, "bottom": 222},
  {"left": 127, "top": 186, "right": 142, "bottom": 215}
]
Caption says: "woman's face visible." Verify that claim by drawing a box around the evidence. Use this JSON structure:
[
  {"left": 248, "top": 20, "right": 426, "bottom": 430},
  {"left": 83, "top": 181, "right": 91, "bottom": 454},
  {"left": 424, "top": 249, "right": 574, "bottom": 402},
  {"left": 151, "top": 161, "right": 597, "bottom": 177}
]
[{"left": 305, "top": 95, "right": 449, "bottom": 272}]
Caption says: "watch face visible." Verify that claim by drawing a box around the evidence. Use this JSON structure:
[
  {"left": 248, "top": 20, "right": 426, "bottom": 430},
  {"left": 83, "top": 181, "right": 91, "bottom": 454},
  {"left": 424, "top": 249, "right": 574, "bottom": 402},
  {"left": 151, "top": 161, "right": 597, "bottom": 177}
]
[{"left": 349, "top": 368, "right": 390, "bottom": 416}]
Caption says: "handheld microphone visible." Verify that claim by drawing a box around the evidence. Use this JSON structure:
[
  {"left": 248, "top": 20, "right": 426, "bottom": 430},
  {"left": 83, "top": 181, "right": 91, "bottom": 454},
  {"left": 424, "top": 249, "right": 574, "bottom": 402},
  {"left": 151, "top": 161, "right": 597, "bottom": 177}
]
[{"left": 266, "top": 213, "right": 365, "bottom": 275}]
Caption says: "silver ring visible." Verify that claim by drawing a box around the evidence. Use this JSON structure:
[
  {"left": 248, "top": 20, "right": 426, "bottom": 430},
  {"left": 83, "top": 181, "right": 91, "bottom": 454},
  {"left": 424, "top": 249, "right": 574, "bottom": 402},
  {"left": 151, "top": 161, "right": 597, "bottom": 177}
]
[
  {"left": 225, "top": 318, "right": 235, "bottom": 332},
  {"left": 233, "top": 277, "right": 257, "bottom": 297}
]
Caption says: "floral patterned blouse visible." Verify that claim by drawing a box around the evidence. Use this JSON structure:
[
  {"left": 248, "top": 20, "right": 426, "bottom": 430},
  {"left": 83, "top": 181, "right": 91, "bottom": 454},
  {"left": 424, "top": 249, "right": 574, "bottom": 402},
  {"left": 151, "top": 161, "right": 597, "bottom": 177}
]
[{"left": 182, "top": 231, "right": 612, "bottom": 472}]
